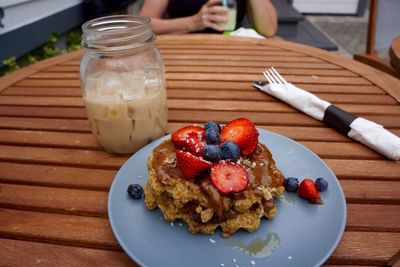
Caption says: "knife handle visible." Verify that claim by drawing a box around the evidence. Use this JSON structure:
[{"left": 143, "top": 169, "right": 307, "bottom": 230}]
[{"left": 323, "top": 105, "right": 358, "bottom": 135}]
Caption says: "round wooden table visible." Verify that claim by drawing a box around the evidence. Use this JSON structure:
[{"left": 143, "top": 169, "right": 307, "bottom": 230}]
[{"left": 0, "top": 34, "right": 399, "bottom": 266}]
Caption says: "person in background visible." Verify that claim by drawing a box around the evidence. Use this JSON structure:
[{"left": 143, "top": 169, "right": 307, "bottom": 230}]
[{"left": 139, "top": 0, "right": 277, "bottom": 37}]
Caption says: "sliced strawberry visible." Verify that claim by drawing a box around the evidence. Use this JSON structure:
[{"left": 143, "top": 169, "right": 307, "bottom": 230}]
[
  {"left": 298, "top": 178, "right": 324, "bottom": 205},
  {"left": 182, "top": 132, "right": 206, "bottom": 156},
  {"left": 221, "top": 118, "right": 259, "bottom": 156},
  {"left": 175, "top": 150, "right": 212, "bottom": 180},
  {"left": 171, "top": 125, "right": 205, "bottom": 149},
  {"left": 210, "top": 161, "right": 249, "bottom": 194}
]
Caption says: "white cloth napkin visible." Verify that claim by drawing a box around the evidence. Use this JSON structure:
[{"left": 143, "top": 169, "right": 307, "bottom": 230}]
[
  {"left": 227, "top": 27, "right": 265, "bottom": 39},
  {"left": 254, "top": 82, "right": 400, "bottom": 160}
]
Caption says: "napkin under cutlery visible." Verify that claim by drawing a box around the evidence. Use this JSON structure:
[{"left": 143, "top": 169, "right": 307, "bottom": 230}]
[{"left": 253, "top": 81, "right": 400, "bottom": 161}]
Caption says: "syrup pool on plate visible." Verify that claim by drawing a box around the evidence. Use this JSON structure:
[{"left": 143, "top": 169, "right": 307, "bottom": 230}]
[{"left": 226, "top": 232, "right": 281, "bottom": 258}]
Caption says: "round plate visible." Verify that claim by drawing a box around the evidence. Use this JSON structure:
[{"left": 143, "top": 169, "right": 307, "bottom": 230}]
[{"left": 108, "top": 129, "right": 346, "bottom": 267}]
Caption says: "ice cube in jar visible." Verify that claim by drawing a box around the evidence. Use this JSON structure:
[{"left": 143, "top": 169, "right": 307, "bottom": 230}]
[{"left": 121, "top": 71, "right": 146, "bottom": 100}]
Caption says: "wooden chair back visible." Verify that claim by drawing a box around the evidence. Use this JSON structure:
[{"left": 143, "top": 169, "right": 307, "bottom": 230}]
[{"left": 354, "top": 0, "right": 400, "bottom": 78}]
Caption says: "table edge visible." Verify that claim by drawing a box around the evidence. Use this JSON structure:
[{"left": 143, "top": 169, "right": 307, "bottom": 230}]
[{"left": 0, "top": 50, "right": 83, "bottom": 93}]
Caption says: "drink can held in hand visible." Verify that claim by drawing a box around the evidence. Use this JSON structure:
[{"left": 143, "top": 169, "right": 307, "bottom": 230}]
[
  {"left": 80, "top": 15, "right": 168, "bottom": 154},
  {"left": 221, "top": 0, "right": 237, "bottom": 31}
]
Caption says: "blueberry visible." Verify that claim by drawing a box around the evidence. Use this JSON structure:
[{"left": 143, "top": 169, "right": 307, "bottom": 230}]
[
  {"left": 203, "top": 145, "right": 222, "bottom": 162},
  {"left": 315, "top": 177, "right": 328, "bottom": 192},
  {"left": 204, "top": 121, "right": 221, "bottom": 133},
  {"left": 205, "top": 128, "right": 221, "bottom": 144},
  {"left": 284, "top": 177, "right": 299, "bottom": 193},
  {"left": 127, "top": 184, "right": 144, "bottom": 199},
  {"left": 220, "top": 141, "right": 241, "bottom": 161}
]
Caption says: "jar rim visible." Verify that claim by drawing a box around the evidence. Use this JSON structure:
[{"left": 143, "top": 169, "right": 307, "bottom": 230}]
[{"left": 81, "top": 15, "right": 154, "bottom": 54}]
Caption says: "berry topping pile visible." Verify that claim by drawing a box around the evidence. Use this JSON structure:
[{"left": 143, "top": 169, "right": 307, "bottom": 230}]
[
  {"left": 171, "top": 118, "right": 259, "bottom": 194},
  {"left": 284, "top": 176, "right": 328, "bottom": 205}
]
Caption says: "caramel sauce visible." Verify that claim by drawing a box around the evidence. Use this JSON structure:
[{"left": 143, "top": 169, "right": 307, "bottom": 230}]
[
  {"left": 150, "top": 140, "right": 284, "bottom": 221},
  {"left": 151, "top": 140, "right": 181, "bottom": 185}
]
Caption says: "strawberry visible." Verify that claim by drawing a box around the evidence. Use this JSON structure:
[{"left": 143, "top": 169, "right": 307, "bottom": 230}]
[
  {"left": 221, "top": 118, "right": 259, "bottom": 156},
  {"left": 183, "top": 132, "right": 207, "bottom": 156},
  {"left": 171, "top": 125, "right": 205, "bottom": 149},
  {"left": 175, "top": 150, "right": 212, "bottom": 180},
  {"left": 298, "top": 178, "right": 324, "bottom": 205},
  {"left": 210, "top": 161, "right": 249, "bottom": 194}
]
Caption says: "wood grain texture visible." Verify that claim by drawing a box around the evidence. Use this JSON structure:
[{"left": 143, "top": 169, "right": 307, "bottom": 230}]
[
  {"left": 0, "top": 208, "right": 120, "bottom": 249},
  {"left": 2, "top": 86, "right": 81, "bottom": 96},
  {"left": 4, "top": 86, "right": 397, "bottom": 105},
  {"left": 0, "top": 34, "right": 399, "bottom": 266},
  {"left": 32, "top": 66, "right": 359, "bottom": 76},
  {"left": 0, "top": 116, "right": 90, "bottom": 132},
  {"left": 0, "top": 144, "right": 127, "bottom": 169},
  {"left": 0, "top": 129, "right": 99, "bottom": 149},
  {"left": 0, "top": 183, "right": 108, "bottom": 217},
  {"left": 328, "top": 232, "right": 400, "bottom": 265},
  {"left": 166, "top": 81, "right": 385, "bottom": 94},
  {"left": 341, "top": 180, "right": 400, "bottom": 204},
  {"left": 0, "top": 105, "right": 87, "bottom": 118},
  {"left": 0, "top": 162, "right": 115, "bottom": 190},
  {"left": 326, "top": 159, "right": 400, "bottom": 180},
  {"left": 346, "top": 204, "right": 400, "bottom": 232},
  {"left": 0, "top": 238, "right": 136, "bottom": 267}
]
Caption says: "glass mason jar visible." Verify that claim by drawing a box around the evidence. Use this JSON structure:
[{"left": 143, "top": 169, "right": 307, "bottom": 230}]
[{"left": 80, "top": 15, "right": 167, "bottom": 154}]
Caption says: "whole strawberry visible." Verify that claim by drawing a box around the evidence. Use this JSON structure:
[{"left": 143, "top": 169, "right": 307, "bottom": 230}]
[
  {"left": 298, "top": 178, "right": 324, "bottom": 205},
  {"left": 221, "top": 118, "right": 259, "bottom": 156}
]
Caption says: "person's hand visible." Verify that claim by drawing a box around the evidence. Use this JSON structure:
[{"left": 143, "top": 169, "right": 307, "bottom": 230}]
[{"left": 189, "top": 0, "right": 229, "bottom": 32}]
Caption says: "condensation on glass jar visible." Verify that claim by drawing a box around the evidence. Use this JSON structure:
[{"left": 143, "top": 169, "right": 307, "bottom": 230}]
[{"left": 80, "top": 15, "right": 167, "bottom": 154}]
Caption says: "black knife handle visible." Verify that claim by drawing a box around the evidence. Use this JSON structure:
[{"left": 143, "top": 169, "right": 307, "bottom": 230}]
[{"left": 323, "top": 105, "right": 358, "bottom": 135}]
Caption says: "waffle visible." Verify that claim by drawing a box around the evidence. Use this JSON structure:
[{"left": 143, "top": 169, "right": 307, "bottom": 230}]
[{"left": 144, "top": 139, "right": 285, "bottom": 237}]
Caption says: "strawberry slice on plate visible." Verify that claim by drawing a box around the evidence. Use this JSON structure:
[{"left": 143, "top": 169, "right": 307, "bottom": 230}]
[
  {"left": 176, "top": 150, "right": 212, "bottom": 180},
  {"left": 171, "top": 125, "right": 205, "bottom": 149},
  {"left": 221, "top": 118, "right": 259, "bottom": 156},
  {"left": 210, "top": 161, "right": 249, "bottom": 194},
  {"left": 298, "top": 178, "right": 324, "bottom": 205}
]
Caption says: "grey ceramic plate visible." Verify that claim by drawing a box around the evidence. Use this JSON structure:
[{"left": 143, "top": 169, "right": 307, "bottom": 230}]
[{"left": 108, "top": 129, "right": 346, "bottom": 267}]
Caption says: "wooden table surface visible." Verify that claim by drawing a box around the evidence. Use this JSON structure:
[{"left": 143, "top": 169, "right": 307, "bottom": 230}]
[{"left": 1, "top": 34, "right": 400, "bottom": 266}]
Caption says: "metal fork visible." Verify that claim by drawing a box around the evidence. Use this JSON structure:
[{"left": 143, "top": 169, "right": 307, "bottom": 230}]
[{"left": 263, "top": 67, "right": 288, "bottom": 85}]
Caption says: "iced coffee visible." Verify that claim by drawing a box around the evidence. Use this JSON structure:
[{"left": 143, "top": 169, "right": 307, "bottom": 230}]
[{"left": 83, "top": 70, "right": 167, "bottom": 154}]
